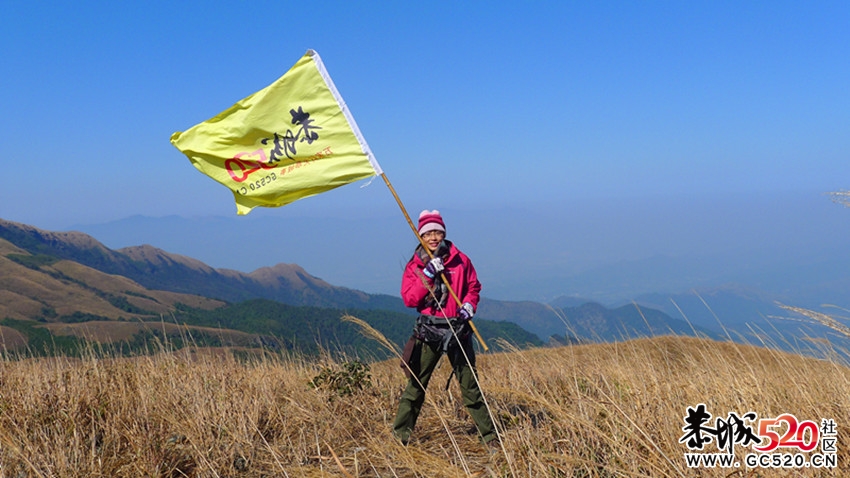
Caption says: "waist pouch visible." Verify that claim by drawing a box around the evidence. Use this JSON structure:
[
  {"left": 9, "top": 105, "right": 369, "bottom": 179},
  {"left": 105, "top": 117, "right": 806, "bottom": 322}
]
[{"left": 414, "top": 315, "right": 471, "bottom": 352}]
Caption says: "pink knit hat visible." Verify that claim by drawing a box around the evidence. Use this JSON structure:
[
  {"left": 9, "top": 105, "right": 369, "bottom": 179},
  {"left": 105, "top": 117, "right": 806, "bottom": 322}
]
[{"left": 417, "top": 210, "right": 446, "bottom": 235}]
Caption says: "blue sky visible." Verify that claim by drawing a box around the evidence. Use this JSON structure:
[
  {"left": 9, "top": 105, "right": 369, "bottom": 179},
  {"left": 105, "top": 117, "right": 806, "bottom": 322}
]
[
  {"left": 2, "top": 2, "right": 850, "bottom": 301},
  {"left": 3, "top": 1, "right": 849, "bottom": 228}
]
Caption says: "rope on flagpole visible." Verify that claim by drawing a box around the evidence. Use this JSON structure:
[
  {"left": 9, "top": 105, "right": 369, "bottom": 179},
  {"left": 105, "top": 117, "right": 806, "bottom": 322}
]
[{"left": 380, "top": 173, "right": 489, "bottom": 352}]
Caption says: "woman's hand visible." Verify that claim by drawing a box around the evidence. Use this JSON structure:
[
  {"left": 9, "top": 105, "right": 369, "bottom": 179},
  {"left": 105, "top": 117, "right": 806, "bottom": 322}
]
[{"left": 423, "top": 257, "right": 444, "bottom": 279}]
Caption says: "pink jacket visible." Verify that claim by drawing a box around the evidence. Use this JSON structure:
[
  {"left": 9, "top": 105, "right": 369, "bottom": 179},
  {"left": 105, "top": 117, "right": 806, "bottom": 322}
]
[{"left": 401, "top": 241, "right": 481, "bottom": 318}]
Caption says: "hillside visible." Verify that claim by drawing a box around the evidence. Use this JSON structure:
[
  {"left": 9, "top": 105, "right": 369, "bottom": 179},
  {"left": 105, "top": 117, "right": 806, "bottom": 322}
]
[
  {"left": 0, "top": 219, "right": 543, "bottom": 355},
  {"left": 7, "top": 215, "right": 841, "bottom": 359},
  {"left": 630, "top": 285, "right": 850, "bottom": 354},
  {"left": 0, "top": 236, "right": 223, "bottom": 322},
  {"left": 42, "top": 213, "right": 845, "bottom": 353},
  {"left": 0, "top": 335, "right": 845, "bottom": 476},
  {"left": 478, "top": 297, "right": 720, "bottom": 343},
  {"left": 0, "top": 218, "right": 405, "bottom": 311},
  {"left": 1, "top": 218, "right": 720, "bottom": 348}
]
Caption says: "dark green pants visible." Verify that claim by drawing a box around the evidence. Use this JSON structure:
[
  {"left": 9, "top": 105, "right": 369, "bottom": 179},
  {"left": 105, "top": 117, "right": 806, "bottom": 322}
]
[{"left": 392, "top": 336, "right": 496, "bottom": 444}]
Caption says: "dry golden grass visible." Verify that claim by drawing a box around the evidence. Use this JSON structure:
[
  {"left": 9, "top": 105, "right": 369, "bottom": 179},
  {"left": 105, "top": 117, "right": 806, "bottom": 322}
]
[{"left": 0, "top": 331, "right": 847, "bottom": 477}]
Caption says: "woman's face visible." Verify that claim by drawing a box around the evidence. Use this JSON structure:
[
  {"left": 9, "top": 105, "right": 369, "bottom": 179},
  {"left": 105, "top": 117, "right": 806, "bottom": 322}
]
[{"left": 421, "top": 230, "right": 445, "bottom": 253}]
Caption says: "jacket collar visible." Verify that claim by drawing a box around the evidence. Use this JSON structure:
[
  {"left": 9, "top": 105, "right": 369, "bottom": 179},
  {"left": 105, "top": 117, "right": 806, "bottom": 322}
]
[{"left": 416, "top": 240, "right": 453, "bottom": 264}]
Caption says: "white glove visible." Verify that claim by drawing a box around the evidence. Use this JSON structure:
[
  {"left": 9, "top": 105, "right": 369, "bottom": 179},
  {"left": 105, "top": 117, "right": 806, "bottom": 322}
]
[
  {"left": 423, "top": 257, "right": 444, "bottom": 279},
  {"left": 458, "top": 302, "right": 475, "bottom": 321}
]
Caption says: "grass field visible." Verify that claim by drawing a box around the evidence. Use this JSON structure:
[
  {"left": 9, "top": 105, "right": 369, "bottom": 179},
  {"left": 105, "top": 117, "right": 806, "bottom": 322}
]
[{"left": 0, "top": 319, "right": 847, "bottom": 477}]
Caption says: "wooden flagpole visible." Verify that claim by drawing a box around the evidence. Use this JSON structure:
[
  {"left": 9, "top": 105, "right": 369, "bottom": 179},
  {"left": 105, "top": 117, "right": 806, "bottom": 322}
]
[{"left": 380, "top": 173, "right": 489, "bottom": 351}]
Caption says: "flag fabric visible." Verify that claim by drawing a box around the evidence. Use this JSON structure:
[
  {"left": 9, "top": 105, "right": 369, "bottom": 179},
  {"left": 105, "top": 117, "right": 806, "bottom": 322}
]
[{"left": 171, "top": 50, "right": 383, "bottom": 215}]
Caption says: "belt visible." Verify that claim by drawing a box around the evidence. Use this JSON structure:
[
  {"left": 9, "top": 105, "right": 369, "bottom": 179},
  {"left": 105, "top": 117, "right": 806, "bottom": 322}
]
[{"left": 417, "top": 314, "right": 460, "bottom": 327}]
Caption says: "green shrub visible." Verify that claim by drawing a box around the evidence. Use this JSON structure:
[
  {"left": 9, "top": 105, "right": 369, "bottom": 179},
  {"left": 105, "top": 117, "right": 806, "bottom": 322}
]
[{"left": 309, "top": 360, "right": 372, "bottom": 398}]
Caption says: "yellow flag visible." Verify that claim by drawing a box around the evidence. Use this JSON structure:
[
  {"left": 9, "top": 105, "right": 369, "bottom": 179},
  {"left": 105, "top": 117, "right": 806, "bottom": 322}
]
[{"left": 171, "top": 50, "right": 383, "bottom": 214}]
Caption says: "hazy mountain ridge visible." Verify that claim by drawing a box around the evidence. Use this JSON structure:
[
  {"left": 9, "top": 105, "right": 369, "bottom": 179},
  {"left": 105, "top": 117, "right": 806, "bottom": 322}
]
[
  {"left": 0, "top": 218, "right": 404, "bottom": 312},
  {"left": 0, "top": 218, "right": 543, "bottom": 355},
  {"left": 0, "top": 237, "right": 224, "bottom": 323},
  {"left": 8, "top": 216, "right": 840, "bottom": 358},
  {"left": 630, "top": 285, "right": 848, "bottom": 349},
  {"left": 476, "top": 297, "right": 721, "bottom": 343},
  {"left": 68, "top": 198, "right": 850, "bottom": 306},
  {"left": 0, "top": 218, "right": 723, "bottom": 350}
]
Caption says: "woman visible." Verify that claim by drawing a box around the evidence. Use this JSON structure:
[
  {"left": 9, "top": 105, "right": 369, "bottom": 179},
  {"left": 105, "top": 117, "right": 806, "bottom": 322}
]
[{"left": 392, "top": 210, "right": 497, "bottom": 446}]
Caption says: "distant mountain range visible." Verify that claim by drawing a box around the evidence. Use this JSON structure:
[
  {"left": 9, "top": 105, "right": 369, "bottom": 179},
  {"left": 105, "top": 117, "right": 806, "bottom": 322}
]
[
  {"left": 0, "top": 218, "right": 404, "bottom": 311},
  {"left": 1, "top": 217, "right": 840, "bottom": 358},
  {"left": 629, "top": 286, "right": 850, "bottom": 352},
  {"left": 68, "top": 192, "right": 850, "bottom": 306},
  {"left": 0, "top": 218, "right": 543, "bottom": 356}
]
